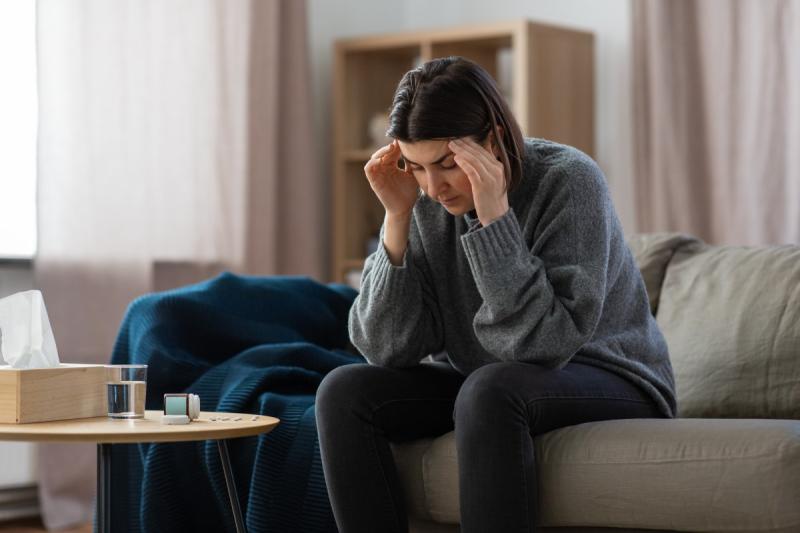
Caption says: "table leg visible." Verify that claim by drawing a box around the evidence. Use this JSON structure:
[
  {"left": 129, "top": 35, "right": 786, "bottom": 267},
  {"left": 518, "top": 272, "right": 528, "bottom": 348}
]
[
  {"left": 217, "top": 439, "right": 247, "bottom": 533},
  {"left": 96, "top": 443, "right": 112, "bottom": 533}
]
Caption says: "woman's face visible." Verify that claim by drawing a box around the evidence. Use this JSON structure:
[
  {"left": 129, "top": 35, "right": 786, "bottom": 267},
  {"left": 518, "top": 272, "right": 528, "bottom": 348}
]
[{"left": 398, "top": 138, "right": 492, "bottom": 216}]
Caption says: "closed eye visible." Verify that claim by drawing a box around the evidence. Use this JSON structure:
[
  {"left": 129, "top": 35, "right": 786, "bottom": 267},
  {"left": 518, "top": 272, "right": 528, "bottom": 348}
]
[
  {"left": 401, "top": 152, "right": 456, "bottom": 171},
  {"left": 409, "top": 163, "right": 455, "bottom": 172}
]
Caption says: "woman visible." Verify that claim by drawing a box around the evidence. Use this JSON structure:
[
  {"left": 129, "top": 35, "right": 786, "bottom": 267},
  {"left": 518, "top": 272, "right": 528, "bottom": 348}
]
[{"left": 316, "top": 56, "right": 675, "bottom": 533}]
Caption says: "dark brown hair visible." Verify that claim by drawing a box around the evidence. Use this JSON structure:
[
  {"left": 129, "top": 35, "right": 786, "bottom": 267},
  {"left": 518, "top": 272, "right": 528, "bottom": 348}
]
[{"left": 386, "top": 56, "right": 524, "bottom": 190}]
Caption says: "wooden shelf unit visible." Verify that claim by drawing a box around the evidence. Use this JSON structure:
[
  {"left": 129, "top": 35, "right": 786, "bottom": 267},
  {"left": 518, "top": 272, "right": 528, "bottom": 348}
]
[{"left": 331, "top": 20, "right": 594, "bottom": 283}]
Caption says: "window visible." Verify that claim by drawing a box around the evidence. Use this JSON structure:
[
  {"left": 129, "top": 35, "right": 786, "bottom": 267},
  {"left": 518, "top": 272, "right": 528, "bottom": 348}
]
[{"left": 0, "top": 1, "right": 38, "bottom": 259}]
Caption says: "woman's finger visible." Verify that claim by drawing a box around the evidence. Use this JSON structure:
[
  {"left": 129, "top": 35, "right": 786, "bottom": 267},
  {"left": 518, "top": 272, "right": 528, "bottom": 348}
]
[
  {"left": 364, "top": 159, "right": 380, "bottom": 184},
  {"left": 453, "top": 138, "right": 498, "bottom": 174},
  {"left": 369, "top": 141, "right": 395, "bottom": 162},
  {"left": 369, "top": 141, "right": 396, "bottom": 165},
  {"left": 454, "top": 154, "right": 481, "bottom": 187},
  {"left": 380, "top": 141, "right": 403, "bottom": 166},
  {"left": 451, "top": 141, "right": 490, "bottom": 183},
  {"left": 365, "top": 151, "right": 389, "bottom": 177},
  {"left": 455, "top": 139, "right": 505, "bottom": 186},
  {"left": 365, "top": 141, "right": 406, "bottom": 185},
  {"left": 463, "top": 137, "right": 501, "bottom": 171},
  {"left": 450, "top": 139, "right": 487, "bottom": 170}
]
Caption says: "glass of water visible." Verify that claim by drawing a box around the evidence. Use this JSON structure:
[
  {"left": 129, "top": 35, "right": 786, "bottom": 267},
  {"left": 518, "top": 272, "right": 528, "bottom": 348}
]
[{"left": 105, "top": 364, "right": 147, "bottom": 419}]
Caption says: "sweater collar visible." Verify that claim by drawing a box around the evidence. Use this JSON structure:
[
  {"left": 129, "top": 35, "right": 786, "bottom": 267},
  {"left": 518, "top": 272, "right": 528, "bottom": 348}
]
[{"left": 463, "top": 209, "right": 481, "bottom": 230}]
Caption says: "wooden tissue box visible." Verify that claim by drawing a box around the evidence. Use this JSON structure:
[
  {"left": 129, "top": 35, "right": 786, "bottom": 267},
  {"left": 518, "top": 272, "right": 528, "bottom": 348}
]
[{"left": 0, "top": 364, "right": 107, "bottom": 424}]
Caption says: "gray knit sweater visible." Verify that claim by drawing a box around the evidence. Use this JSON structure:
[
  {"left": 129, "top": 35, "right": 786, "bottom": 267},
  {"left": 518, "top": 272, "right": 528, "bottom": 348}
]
[{"left": 349, "top": 138, "right": 676, "bottom": 418}]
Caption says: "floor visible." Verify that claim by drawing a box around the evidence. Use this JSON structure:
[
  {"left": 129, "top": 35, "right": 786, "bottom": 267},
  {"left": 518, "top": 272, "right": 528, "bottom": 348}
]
[{"left": 0, "top": 518, "right": 91, "bottom": 533}]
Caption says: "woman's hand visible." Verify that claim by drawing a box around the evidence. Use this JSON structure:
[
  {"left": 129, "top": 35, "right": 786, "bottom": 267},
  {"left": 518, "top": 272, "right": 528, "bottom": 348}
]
[
  {"left": 364, "top": 140, "right": 420, "bottom": 218},
  {"left": 449, "top": 137, "right": 509, "bottom": 227}
]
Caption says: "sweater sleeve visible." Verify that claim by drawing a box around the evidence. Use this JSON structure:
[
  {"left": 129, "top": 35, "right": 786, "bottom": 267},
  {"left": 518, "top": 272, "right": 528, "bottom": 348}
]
[
  {"left": 460, "top": 159, "right": 611, "bottom": 369},
  {"left": 348, "top": 215, "right": 444, "bottom": 367}
]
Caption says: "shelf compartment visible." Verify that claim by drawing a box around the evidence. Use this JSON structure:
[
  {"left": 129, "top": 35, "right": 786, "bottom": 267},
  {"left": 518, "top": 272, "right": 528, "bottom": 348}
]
[{"left": 336, "top": 45, "right": 422, "bottom": 153}]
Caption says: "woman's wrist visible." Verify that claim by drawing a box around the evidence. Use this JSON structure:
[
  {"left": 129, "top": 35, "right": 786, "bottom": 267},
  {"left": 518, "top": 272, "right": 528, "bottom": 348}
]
[
  {"left": 476, "top": 196, "right": 510, "bottom": 228},
  {"left": 383, "top": 211, "right": 412, "bottom": 266}
]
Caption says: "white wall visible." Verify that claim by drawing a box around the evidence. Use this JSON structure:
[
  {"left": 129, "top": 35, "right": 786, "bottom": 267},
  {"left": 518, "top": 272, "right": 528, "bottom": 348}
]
[{"left": 307, "top": 0, "right": 637, "bottom": 233}]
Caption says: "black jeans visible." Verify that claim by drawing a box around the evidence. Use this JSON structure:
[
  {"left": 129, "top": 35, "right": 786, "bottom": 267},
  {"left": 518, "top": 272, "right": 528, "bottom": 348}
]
[{"left": 315, "top": 360, "right": 664, "bottom": 533}]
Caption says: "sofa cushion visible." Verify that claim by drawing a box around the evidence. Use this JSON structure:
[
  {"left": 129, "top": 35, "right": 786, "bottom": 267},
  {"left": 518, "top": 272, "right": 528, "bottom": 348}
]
[
  {"left": 625, "top": 233, "right": 701, "bottom": 315},
  {"left": 656, "top": 241, "right": 800, "bottom": 418},
  {"left": 392, "top": 419, "right": 800, "bottom": 532}
]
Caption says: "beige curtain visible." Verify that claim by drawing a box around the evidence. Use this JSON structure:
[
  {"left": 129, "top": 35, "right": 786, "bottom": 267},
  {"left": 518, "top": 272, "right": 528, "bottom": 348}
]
[
  {"left": 632, "top": 0, "right": 800, "bottom": 245},
  {"left": 34, "top": 0, "right": 320, "bottom": 528}
]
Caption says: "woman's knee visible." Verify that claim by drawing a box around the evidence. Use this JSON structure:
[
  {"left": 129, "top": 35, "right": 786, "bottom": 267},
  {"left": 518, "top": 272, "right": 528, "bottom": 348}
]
[
  {"left": 454, "top": 362, "right": 546, "bottom": 422},
  {"left": 318, "top": 363, "right": 370, "bottom": 405},
  {"left": 316, "top": 362, "right": 394, "bottom": 420}
]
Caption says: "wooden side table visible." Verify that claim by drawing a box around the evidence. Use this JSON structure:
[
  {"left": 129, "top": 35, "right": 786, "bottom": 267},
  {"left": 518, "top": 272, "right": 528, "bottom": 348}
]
[{"left": 0, "top": 410, "right": 280, "bottom": 533}]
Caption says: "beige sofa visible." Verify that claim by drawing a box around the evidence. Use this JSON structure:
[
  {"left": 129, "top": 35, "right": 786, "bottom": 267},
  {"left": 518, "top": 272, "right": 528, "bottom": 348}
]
[{"left": 390, "top": 233, "right": 800, "bottom": 533}]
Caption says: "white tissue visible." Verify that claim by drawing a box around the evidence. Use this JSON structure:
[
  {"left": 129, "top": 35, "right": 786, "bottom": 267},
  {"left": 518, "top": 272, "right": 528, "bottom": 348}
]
[{"left": 0, "top": 290, "right": 60, "bottom": 368}]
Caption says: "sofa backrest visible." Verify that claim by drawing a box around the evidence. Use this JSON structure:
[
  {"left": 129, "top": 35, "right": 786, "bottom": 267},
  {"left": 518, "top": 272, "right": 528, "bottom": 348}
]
[{"left": 627, "top": 233, "right": 800, "bottom": 419}]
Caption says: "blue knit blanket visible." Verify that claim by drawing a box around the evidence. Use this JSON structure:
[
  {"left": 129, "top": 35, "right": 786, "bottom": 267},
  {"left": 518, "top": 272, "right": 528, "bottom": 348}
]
[{"left": 108, "top": 273, "right": 363, "bottom": 532}]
